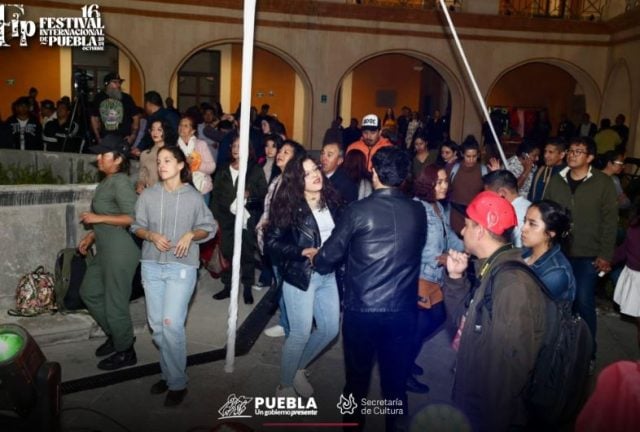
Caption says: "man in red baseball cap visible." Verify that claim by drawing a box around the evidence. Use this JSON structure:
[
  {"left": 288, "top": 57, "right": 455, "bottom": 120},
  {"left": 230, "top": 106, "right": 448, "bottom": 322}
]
[{"left": 442, "top": 190, "right": 547, "bottom": 431}]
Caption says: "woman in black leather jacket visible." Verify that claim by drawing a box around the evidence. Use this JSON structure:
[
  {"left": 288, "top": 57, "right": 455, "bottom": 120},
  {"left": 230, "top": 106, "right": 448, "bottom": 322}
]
[{"left": 266, "top": 156, "right": 343, "bottom": 398}]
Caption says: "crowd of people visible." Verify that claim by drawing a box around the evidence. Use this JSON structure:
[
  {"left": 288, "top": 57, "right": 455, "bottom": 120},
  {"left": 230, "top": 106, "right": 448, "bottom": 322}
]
[{"left": 2, "top": 75, "right": 639, "bottom": 429}]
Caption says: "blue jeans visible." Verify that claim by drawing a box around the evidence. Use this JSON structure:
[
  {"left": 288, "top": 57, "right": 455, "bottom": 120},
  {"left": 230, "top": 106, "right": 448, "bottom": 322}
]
[
  {"left": 570, "top": 257, "right": 597, "bottom": 358},
  {"left": 141, "top": 262, "right": 197, "bottom": 390},
  {"left": 273, "top": 265, "right": 289, "bottom": 335},
  {"left": 280, "top": 272, "right": 340, "bottom": 386}
]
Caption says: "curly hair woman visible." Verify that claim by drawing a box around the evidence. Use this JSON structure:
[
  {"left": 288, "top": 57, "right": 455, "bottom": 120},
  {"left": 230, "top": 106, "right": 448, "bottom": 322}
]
[{"left": 265, "top": 156, "right": 343, "bottom": 397}]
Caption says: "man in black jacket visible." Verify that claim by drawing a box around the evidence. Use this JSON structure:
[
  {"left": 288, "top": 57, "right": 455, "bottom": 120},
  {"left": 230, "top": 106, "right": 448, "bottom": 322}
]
[
  {"left": 314, "top": 146, "right": 426, "bottom": 432},
  {"left": 321, "top": 141, "right": 358, "bottom": 203}
]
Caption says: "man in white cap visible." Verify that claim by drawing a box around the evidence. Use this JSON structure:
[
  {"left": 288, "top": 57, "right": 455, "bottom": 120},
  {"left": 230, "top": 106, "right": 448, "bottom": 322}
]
[{"left": 346, "top": 113, "right": 392, "bottom": 172}]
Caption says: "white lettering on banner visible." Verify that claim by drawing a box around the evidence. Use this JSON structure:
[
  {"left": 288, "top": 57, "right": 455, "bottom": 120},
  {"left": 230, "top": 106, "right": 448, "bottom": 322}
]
[
  {"left": 0, "top": 4, "right": 35, "bottom": 47},
  {"left": 0, "top": 3, "right": 105, "bottom": 50},
  {"left": 218, "top": 393, "right": 319, "bottom": 419}
]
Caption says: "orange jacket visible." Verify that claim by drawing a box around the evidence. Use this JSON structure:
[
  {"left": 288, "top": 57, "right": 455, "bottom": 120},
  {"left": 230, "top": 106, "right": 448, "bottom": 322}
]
[{"left": 346, "top": 137, "right": 392, "bottom": 172}]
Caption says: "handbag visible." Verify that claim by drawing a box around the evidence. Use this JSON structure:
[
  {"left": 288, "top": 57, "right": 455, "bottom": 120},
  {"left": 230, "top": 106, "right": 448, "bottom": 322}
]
[
  {"left": 417, "top": 278, "right": 443, "bottom": 310},
  {"left": 200, "top": 231, "right": 230, "bottom": 278}
]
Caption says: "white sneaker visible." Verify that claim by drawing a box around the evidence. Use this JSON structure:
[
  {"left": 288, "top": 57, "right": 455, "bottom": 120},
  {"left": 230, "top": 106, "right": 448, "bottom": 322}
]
[
  {"left": 275, "top": 385, "right": 297, "bottom": 397},
  {"left": 264, "top": 325, "right": 286, "bottom": 337},
  {"left": 293, "top": 369, "right": 314, "bottom": 398},
  {"left": 252, "top": 283, "right": 268, "bottom": 291}
]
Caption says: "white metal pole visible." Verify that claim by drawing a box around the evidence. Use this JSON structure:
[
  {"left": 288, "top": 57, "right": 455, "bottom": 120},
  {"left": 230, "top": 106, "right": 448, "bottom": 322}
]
[
  {"left": 225, "top": 0, "right": 257, "bottom": 373},
  {"left": 437, "top": 0, "right": 509, "bottom": 167}
]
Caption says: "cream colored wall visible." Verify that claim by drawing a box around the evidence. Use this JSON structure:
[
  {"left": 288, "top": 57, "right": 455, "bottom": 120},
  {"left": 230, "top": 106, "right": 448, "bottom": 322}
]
[
  {"left": 21, "top": 1, "right": 636, "bottom": 153},
  {"left": 59, "top": 48, "right": 72, "bottom": 99},
  {"left": 610, "top": 37, "right": 640, "bottom": 156},
  {"left": 219, "top": 44, "right": 232, "bottom": 114},
  {"left": 118, "top": 51, "right": 130, "bottom": 93},
  {"left": 340, "top": 72, "right": 353, "bottom": 126},
  {"left": 293, "top": 74, "right": 305, "bottom": 143}
]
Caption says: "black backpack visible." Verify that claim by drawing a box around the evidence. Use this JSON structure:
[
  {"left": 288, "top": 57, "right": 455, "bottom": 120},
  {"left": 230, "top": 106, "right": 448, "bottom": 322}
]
[
  {"left": 479, "top": 260, "right": 592, "bottom": 428},
  {"left": 54, "top": 248, "right": 90, "bottom": 312}
]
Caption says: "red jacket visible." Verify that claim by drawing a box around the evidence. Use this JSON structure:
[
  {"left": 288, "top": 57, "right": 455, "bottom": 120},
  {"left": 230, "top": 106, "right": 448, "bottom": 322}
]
[{"left": 346, "top": 137, "right": 392, "bottom": 172}]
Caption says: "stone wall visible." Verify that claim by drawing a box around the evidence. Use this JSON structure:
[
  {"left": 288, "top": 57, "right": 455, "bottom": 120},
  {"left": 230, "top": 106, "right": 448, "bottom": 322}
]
[
  {"left": 0, "top": 149, "right": 99, "bottom": 184},
  {"left": 0, "top": 149, "right": 139, "bottom": 184},
  {"left": 0, "top": 184, "right": 98, "bottom": 310}
]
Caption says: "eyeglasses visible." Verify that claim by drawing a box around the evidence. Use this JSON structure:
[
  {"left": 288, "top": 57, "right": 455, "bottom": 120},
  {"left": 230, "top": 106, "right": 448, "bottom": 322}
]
[
  {"left": 567, "top": 149, "right": 589, "bottom": 156},
  {"left": 613, "top": 161, "right": 625, "bottom": 166},
  {"left": 304, "top": 165, "right": 321, "bottom": 177}
]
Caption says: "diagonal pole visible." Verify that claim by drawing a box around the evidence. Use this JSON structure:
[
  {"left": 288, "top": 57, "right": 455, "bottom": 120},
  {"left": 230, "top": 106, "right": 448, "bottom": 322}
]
[
  {"left": 438, "top": 0, "right": 509, "bottom": 167},
  {"left": 225, "top": 0, "right": 257, "bottom": 373}
]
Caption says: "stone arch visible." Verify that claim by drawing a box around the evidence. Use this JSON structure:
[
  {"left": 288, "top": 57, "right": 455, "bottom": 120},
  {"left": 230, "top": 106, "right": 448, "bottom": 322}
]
[
  {"left": 105, "top": 34, "right": 146, "bottom": 101},
  {"left": 600, "top": 58, "right": 632, "bottom": 124},
  {"left": 335, "top": 49, "right": 465, "bottom": 142},
  {"left": 169, "top": 39, "right": 313, "bottom": 144},
  {"left": 486, "top": 58, "right": 602, "bottom": 123}
]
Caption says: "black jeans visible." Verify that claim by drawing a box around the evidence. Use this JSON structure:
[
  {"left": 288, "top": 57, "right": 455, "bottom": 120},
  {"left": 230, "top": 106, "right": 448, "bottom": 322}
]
[
  {"left": 342, "top": 310, "right": 417, "bottom": 432},
  {"left": 410, "top": 302, "right": 446, "bottom": 372}
]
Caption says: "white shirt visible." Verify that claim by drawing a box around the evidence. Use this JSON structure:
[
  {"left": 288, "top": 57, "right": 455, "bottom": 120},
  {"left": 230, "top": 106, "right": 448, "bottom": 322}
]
[
  {"left": 17, "top": 118, "right": 28, "bottom": 150},
  {"left": 312, "top": 207, "right": 335, "bottom": 245},
  {"left": 511, "top": 195, "right": 531, "bottom": 248}
]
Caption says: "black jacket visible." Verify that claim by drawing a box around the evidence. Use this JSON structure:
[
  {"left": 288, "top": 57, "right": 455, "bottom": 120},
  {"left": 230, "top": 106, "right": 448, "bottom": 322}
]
[
  {"left": 265, "top": 201, "right": 342, "bottom": 291},
  {"left": 314, "top": 188, "right": 426, "bottom": 312},
  {"left": 329, "top": 167, "right": 358, "bottom": 204}
]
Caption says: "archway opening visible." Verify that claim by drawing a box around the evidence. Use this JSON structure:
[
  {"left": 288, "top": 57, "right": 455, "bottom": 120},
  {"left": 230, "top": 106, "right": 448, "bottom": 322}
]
[
  {"left": 72, "top": 40, "right": 144, "bottom": 106},
  {"left": 338, "top": 53, "right": 451, "bottom": 146},
  {"left": 487, "top": 62, "right": 581, "bottom": 141},
  {"left": 174, "top": 43, "right": 307, "bottom": 142}
]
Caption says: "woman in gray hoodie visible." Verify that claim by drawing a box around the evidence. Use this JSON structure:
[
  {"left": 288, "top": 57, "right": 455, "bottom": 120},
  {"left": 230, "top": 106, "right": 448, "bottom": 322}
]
[{"left": 131, "top": 146, "right": 216, "bottom": 407}]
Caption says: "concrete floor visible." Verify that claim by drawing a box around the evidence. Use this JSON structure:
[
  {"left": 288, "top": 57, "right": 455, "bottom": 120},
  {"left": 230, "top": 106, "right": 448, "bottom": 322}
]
[{"left": 3, "top": 270, "right": 639, "bottom": 432}]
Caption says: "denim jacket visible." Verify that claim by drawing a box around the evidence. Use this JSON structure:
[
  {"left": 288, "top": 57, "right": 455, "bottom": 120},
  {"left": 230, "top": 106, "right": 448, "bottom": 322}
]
[
  {"left": 415, "top": 199, "right": 464, "bottom": 284},
  {"left": 523, "top": 244, "right": 576, "bottom": 302}
]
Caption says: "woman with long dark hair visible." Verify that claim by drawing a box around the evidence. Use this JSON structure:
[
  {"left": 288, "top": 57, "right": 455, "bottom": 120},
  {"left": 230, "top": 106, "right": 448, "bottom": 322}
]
[
  {"left": 78, "top": 135, "right": 140, "bottom": 371},
  {"left": 131, "top": 146, "right": 216, "bottom": 406},
  {"left": 265, "top": 156, "right": 342, "bottom": 397},
  {"left": 256, "top": 140, "right": 307, "bottom": 336},
  {"left": 436, "top": 140, "right": 460, "bottom": 174},
  {"left": 136, "top": 119, "right": 177, "bottom": 193},
  {"left": 521, "top": 199, "right": 576, "bottom": 302},
  {"left": 411, "top": 132, "right": 432, "bottom": 180},
  {"left": 210, "top": 133, "right": 267, "bottom": 304}
]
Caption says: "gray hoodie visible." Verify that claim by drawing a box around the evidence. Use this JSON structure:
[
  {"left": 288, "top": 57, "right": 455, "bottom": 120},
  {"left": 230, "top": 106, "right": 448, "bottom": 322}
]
[{"left": 131, "top": 183, "right": 216, "bottom": 268}]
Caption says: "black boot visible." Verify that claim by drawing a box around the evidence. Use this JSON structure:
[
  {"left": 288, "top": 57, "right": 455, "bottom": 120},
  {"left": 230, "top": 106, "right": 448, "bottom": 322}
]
[
  {"left": 406, "top": 375, "right": 430, "bottom": 394},
  {"left": 412, "top": 363, "right": 424, "bottom": 376},
  {"left": 164, "top": 388, "right": 188, "bottom": 407},
  {"left": 95, "top": 336, "right": 115, "bottom": 357},
  {"left": 213, "top": 286, "right": 230, "bottom": 300},
  {"left": 243, "top": 285, "right": 254, "bottom": 305},
  {"left": 97, "top": 345, "right": 137, "bottom": 371}
]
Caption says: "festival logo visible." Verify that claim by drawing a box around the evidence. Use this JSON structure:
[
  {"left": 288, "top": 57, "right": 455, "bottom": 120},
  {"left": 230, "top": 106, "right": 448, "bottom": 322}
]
[{"left": 0, "top": 3, "right": 105, "bottom": 50}]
